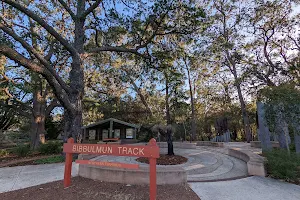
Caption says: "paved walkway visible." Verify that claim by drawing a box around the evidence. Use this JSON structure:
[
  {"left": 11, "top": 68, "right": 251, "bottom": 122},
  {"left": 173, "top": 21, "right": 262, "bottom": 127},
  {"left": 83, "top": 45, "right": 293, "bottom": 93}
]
[
  {"left": 92, "top": 146, "right": 249, "bottom": 181},
  {"left": 0, "top": 142, "right": 299, "bottom": 200},
  {"left": 0, "top": 163, "right": 78, "bottom": 193},
  {"left": 190, "top": 176, "right": 300, "bottom": 200}
]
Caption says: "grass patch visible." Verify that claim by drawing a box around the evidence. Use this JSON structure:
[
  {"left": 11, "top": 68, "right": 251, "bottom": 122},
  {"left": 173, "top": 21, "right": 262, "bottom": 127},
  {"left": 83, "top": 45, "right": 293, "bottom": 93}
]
[
  {"left": 34, "top": 155, "right": 65, "bottom": 164},
  {"left": 265, "top": 149, "right": 300, "bottom": 184}
]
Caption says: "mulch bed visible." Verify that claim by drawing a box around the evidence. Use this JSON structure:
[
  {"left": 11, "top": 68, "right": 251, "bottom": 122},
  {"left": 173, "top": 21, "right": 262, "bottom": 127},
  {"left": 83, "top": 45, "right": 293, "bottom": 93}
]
[
  {"left": 0, "top": 177, "right": 200, "bottom": 200},
  {"left": 136, "top": 154, "right": 188, "bottom": 165},
  {"left": 0, "top": 154, "right": 60, "bottom": 168}
]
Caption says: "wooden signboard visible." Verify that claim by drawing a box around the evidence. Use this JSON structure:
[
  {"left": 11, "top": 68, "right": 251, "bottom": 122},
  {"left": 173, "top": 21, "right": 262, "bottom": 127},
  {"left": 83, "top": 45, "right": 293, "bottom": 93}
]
[
  {"left": 63, "top": 138, "right": 159, "bottom": 200},
  {"left": 75, "top": 160, "right": 139, "bottom": 169}
]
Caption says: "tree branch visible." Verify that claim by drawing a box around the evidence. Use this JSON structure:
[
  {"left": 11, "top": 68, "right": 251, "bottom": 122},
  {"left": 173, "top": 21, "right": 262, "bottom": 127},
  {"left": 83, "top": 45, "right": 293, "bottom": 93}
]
[
  {"left": 87, "top": 46, "right": 149, "bottom": 58},
  {"left": 0, "top": 45, "right": 74, "bottom": 113},
  {"left": 81, "top": 0, "right": 102, "bottom": 19},
  {"left": 2, "top": 0, "right": 77, "bottom": 56},
  {"left": 0, "top": 23, "right": 72, "bottom": 94},
  {"left": 56, "top": 0, "right": 76, "bottom": 20},
  {"left": 46, "top": 99, "right": 61, "bottom": 116}
]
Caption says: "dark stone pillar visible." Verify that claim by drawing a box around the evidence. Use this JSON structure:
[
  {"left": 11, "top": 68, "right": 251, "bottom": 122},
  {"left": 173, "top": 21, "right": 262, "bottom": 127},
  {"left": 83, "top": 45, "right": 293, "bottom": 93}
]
[{"left": 257, "top": 102, "right": 272, "bottom": 151}]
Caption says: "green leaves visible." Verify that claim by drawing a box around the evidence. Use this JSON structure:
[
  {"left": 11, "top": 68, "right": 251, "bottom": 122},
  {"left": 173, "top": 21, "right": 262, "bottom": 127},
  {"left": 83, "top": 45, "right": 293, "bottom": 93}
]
[{"left": 259, "top": 84, "right": 300, "bottom": 133}]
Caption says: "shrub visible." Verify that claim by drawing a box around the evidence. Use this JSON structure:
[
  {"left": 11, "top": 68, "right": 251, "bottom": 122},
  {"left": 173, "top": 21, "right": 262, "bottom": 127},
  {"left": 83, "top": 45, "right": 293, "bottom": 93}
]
[
  {"left": 289, "top": 143, "right": 296, "bottom": 152},
  {"left": 265, "top": 149, "right": 300, "bottom": 182},
  {"left": 34, "top": 155, "right": 65, "bottom": 164},
  {"left": 7, "top": 131, "right": 30, "bottom": 143},
  {"left": 13, "top": 144, "right": 30, "bottom": 157},
  {"left": 38, "top": 141, "right": 62, "bottom": 155},
  {"left": 0, "top": 149, "right": 9, "bottom": 157}
]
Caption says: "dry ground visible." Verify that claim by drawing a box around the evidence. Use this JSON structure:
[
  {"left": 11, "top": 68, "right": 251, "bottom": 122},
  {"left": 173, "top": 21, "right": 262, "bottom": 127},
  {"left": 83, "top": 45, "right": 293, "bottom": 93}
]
[{"left": 0, "top": 177, "right": 200, "bottom": 200}]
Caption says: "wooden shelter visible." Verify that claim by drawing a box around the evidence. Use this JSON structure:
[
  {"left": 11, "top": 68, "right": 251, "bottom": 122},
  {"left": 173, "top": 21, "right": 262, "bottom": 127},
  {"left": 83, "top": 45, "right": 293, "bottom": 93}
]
[{"left": 82, "top": 118, "right": 140, "bottom": 143}]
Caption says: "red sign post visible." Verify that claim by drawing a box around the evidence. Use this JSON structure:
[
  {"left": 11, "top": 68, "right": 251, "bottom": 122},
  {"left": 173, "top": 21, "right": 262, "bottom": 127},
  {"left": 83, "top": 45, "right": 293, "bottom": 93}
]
[{"left": 63, "top": 138, "right": 159, "bottom": 200}]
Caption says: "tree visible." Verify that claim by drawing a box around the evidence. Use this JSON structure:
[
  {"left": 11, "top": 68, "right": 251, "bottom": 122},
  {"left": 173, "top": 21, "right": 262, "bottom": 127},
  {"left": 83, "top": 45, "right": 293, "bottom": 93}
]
[
  {"left": 204, "top": 0, "right": 252, "bottom": 142},
  {"left": 0, "top": 0, "right": 205, "bottom": 141},
  {"left": 259, "top": 84, "right": 300, "bottom": 154}
]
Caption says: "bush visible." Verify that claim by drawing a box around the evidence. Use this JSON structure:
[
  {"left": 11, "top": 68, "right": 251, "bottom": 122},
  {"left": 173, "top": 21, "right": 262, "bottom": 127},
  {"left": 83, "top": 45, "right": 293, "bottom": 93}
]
[
  {"left": 34, "top": 155, "right": 65, "bottom": 164},
  {"left": 289, "top": 143, "right": 296, "bottom": 152},
  {"left": 265, "top": 149, "right": 300, "bottom": 182},
  {"left": 0, "top": 149, "right": 9, "bottom": 157},
  {"left": 38, "top": 141, "right": 62, "bottom": 155},
  {"left": 6, "top": 131, "right": 30, "bottom": 143},
  {"left": 45, "top": 116, "right": 61, "bottom": 140},
  {"left": 13, "top": 144, "right": 30, "bottom": 157}
]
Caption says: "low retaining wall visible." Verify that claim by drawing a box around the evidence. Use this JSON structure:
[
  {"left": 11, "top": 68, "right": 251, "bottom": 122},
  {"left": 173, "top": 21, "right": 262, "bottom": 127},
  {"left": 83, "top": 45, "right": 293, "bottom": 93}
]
[
  {"left": 157, "top": 142, "right": 197, "bottom": 149},
  {"left": 250, "top": 141, "right": 280, "bottom": 148},
  {"left": 228, "top": 148, "right": 266, "bottom": 177},
  {"left": 78, "top": 163, "right": 186, "bottom": 185},
  {"left": 196, "top": 141, "right": 224, "bottom": 147}
]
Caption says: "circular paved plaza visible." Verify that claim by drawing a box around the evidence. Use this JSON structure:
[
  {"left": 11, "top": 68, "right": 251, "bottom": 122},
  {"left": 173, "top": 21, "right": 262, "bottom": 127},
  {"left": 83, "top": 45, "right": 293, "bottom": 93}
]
[{"left": 91, "top": 146, "right": 248, "bottom": 182}]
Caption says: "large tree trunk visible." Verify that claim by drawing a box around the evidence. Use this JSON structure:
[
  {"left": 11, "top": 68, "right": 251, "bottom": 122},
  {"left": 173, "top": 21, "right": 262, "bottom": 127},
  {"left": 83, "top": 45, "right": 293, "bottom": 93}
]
[
  {"left": 65, "top": 56, "right": 84, "bottom": 141},
  {"left": 64, "top": 7, "right": 85, "bottom": 142},
  {"left": 235, "top": 76, "right": 252, "bottom": 143},
  {"left": 31, "top": 77, "right": 46, "bottom": 150},
  {"left": 166, "top": 127, "right": 174, "bottom": 155},
  {"left": 164, "top": 72, "right": 174, "bottom": 155},
  {"left": 165, "top": 72, "right": 171, "bottom": 125},
  {"left": 187, "top": 66, "right": 196, "bottom": 141},
  {"left": 257, "top": 102, "right": 272, "bottom": 152}
]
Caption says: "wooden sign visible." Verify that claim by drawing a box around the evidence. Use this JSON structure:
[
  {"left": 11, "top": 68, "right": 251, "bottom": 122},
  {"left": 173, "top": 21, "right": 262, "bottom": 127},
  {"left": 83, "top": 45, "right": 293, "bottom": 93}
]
[
  {"left": 63, "top": 143, "right": 159, "bottom": 158},
  {"left": 63, "top": 138, "right": 159, "bottom": 200},
  {"left": 75, "top": 160, "right": 139, "bottom": 169}
]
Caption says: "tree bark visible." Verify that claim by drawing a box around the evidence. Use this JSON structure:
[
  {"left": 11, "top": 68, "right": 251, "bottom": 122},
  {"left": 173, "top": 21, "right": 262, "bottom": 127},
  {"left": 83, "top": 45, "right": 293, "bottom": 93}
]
[
  {"left": 167, "top": 128, "right": 174, "bottom": 155},
  {"left": 186, "top": 66, "right": 196, "bottom": 141},
  {"left": 165, "top": 72, "right": 171, "bottom": 125},
  {"left": 236, "top": 82, "right": 252, "bottom": 142},
  {"left": 129, "top": 76, "right": 152, "bottom": 116},
  {"left": 227, "top": 51, "right": 252, "bottom": 143},
  {"left": 164, "top": 72, "right": 174, "bottom": 155},
  {"left": 31, "top": 75, "right": 46, "bottom": 150},
  {"left": 63, "top": 1, "right": 85, "bottom": 142}
]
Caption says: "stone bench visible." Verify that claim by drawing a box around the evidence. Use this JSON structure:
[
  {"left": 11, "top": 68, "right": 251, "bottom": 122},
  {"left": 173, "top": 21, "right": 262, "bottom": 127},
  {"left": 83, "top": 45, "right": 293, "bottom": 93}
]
[
  {"left": 196, "top": 141, "right": 224, "bottom": 147},
  {"left": 78, "top": 160, "right": 186, "bottom": 185},
  {"left": 250, "top": 141, "right": 280, "bottom": 148},
  {"left": 157, "top": 142, "right": 197, "bottom": 149},
  {"left": 228, "top": 148, "right": 266, "bottom": 177}
]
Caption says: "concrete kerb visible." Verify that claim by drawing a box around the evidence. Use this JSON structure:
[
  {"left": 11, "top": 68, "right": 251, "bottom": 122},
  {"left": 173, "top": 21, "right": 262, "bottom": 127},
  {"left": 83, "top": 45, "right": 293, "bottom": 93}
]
[
  {"left": 77, "top": 142, "right": 266, "bottom": 185},
  {"left": 196, "top": 141, "right": 224, "bottom": 147},
  {"left": 228, "top": 148, "right": 266, "bottom": 177},
  {"left": 78, "top": 163, "right": 186, "bottom": 185},
  {"left": 250, "top": 141, "right": 280, "bottom": 148},
  {"left": 157, "top": 142, "right": 197, "bottom": 149},
  {"left": 196, "top": 141, "right": 266, "bottom": 177},
  {"left": 77, "top": 153, "right": 187, "bottom": 185}
]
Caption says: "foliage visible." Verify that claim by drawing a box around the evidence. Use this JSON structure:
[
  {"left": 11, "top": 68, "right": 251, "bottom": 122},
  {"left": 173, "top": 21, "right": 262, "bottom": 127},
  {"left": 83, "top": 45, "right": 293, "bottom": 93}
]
[
  {"left": 0, "top": 149, "right": 9, "bottom": 157},
  {"left": 45, "top": 116, "right": 61, "bottom": 140},
  {"left": 259, "top": 84, "right": 300, "bottom": 133},
  {"left": 6, "top": 131, "right": 30, "bottom": 143},
  {"left": 0, "top": 102, "right": 17, "bottom": 131},
  {"left": 265, "top": 149, "right": 300, "bottom": 182},
  {"left": 34, "top": 155, "right": 65, "bottom": 164},
  {"left": 13, "top": 144, "right": 30, "bottom": 157},
  {"left": 38, "top": 141, "right": 62, "bottom": 155},
  {"left": 0, "top": 0, "right": 299, "bottom": 146}
]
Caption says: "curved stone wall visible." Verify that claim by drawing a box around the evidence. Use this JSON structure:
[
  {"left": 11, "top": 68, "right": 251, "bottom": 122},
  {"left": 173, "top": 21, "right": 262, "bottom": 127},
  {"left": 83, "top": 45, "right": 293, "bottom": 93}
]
[
  {"left": 228, "top": 148, "right": 266, "bottom": 177},
  {"left": 78, "top": 163, "right": 186, "bottom": 185}
]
